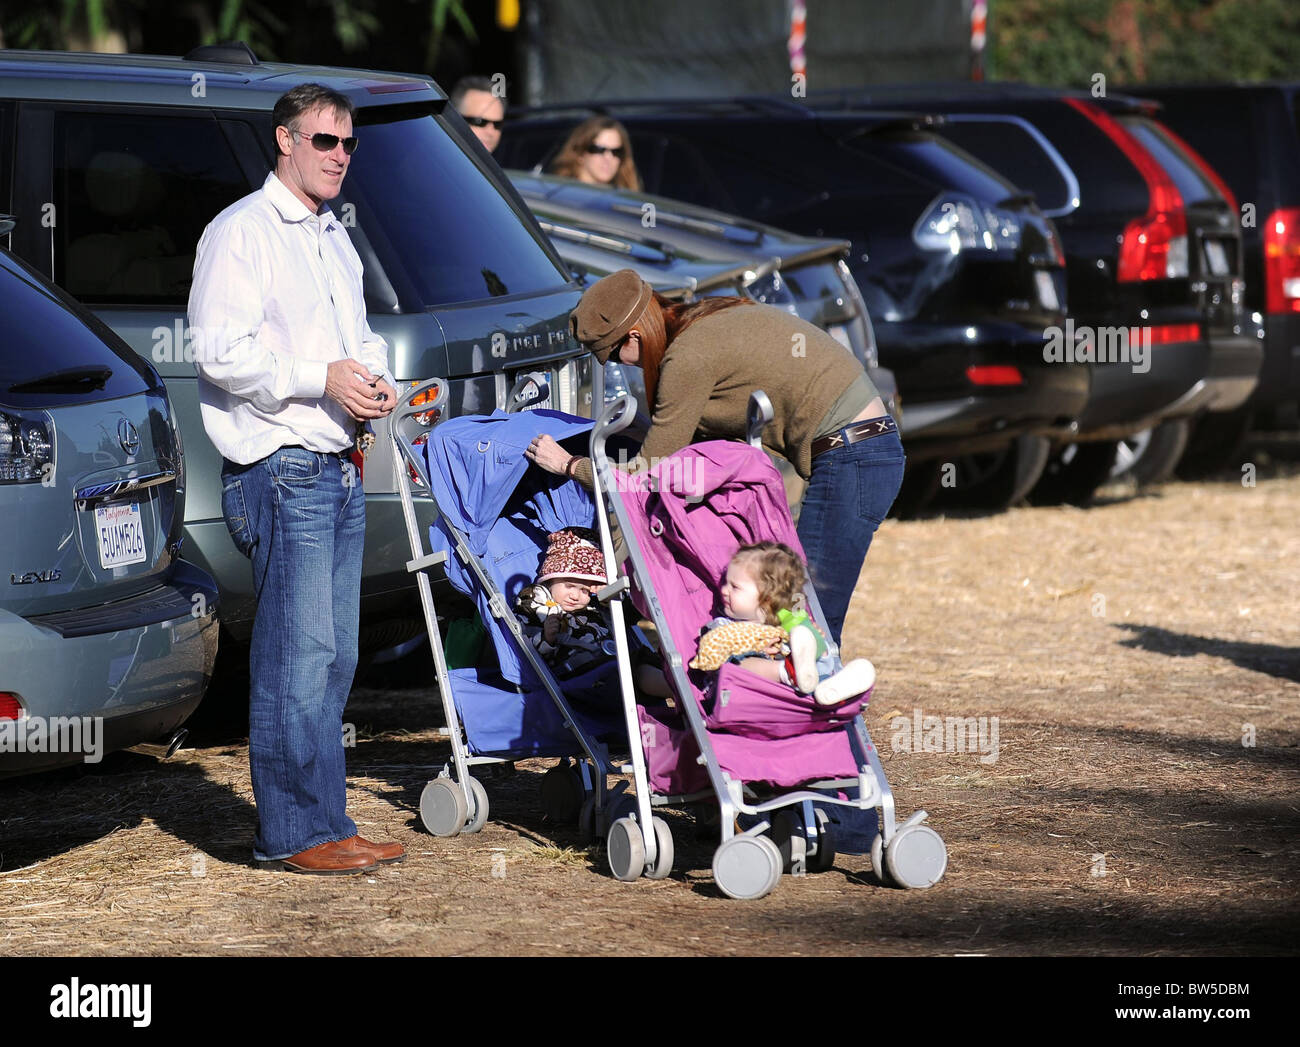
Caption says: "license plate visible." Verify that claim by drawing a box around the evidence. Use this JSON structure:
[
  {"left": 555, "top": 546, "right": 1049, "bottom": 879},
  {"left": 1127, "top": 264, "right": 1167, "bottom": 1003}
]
[
  {"left": 1035, "top": 270, "right": 1060, "bottom": 312},
  {"left": 95, "top": 502, "right": 147, "bottom": 569},
  {"left": 1204, "top": 239, "right": 1230, "bottom": 276}
]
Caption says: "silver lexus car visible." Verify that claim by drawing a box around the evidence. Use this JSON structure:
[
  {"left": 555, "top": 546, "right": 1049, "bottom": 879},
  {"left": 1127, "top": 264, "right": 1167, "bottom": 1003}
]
[{"left": 0, "top": 227, "right": 218, "bottom": 776}]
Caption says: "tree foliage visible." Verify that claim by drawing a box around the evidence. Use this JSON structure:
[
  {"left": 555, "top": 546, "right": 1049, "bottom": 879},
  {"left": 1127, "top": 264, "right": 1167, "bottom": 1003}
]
[{"left": 992, "top": 0, "right": 1300, "bottom": 85}]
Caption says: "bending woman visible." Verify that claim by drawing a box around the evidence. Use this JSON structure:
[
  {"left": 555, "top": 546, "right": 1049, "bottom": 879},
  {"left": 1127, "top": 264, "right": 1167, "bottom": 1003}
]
[{"left": 525, "top": 268, "right": 903, "bottom": 645}]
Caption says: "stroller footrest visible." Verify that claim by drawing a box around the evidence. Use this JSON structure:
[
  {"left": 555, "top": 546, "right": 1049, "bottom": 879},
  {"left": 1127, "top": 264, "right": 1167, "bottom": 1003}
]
[{"left": 406, "top": 550, "right": 448, "bottom": 574}]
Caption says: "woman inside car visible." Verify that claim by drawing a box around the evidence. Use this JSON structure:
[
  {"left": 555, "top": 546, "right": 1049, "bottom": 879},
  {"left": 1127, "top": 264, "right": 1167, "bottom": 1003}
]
[{"left": 549, "top": 116, "right": 643, "bottom": 190}]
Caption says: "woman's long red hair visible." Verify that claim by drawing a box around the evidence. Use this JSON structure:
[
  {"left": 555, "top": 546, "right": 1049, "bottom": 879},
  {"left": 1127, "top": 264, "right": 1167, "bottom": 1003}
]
[{"left": 636, "top": 293, "right": 753, "bottom": 407}]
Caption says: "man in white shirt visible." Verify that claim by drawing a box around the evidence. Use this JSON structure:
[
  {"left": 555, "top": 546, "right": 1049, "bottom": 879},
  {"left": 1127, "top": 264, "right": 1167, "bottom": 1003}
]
[{"left": 190, "top": 83, "right": 404, "bottom": 875}]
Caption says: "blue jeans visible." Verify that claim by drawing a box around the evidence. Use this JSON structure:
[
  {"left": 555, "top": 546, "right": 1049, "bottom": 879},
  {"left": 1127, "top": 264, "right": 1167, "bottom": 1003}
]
[
  {"left": 221, "top": 447, "right": 365, "bottom": 862},
  {"left": 796, "top": 427, "right": 904, "bottom": 646}
]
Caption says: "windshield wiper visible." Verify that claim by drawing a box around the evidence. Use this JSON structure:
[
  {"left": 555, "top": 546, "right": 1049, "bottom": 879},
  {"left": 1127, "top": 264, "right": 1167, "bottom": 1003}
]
[{"left": 8, "top": 365, "right": 112, "bottom": 394}]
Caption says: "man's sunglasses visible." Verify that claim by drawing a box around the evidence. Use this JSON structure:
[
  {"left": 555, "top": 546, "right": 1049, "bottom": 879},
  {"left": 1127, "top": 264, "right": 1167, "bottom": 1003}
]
[
  {"left": 584, "top": 144, "right": 626, "bottom": 159},
  {"left": 290, "top": 129, "right": 360, "bottom": 155},
  {"left": 465, "top": 115, "right": 506, "bottom": 131}
]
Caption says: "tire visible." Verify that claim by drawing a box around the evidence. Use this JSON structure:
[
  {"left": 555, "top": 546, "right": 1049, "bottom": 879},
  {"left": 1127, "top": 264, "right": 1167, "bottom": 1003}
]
[
  {"left": 1176, "top": 408, "right": 1254, "bottom": 478},
  {"left": 1028, "top": 441, "right": 1119, "bottom": 506},
  {"left": 932, "top": 434, "right": 1052, "bottom": 511},
  {"left": 183, "top": 628, "right": 250, "bottom": 741},
  {"left": 1110, "top": 419, "right": 1190, "bottom": 486},
  {"left": 888, "top": 460, "right": 943, "bottom": 519}
]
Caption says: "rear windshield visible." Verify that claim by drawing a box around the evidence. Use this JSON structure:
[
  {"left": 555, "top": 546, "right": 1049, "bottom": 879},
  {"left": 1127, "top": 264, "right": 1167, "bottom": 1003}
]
[
  {"left": 336, "top": 105, "right": 570, "bottom": 307},
  {"left": 857, "top": 129, "right": 1020, "bottom": 203},
  {"left": 1118, "top": 116, "right": 1223, "bottom": 206},
  {"left": 1145, "top": 93, "right": 1258, "bottom": 204},
  {"left": 0, "top": 250, "right": 154, "bottom": 407},
  {"left": 932, "top": 118, "right": 1074, "bottom": 213}
]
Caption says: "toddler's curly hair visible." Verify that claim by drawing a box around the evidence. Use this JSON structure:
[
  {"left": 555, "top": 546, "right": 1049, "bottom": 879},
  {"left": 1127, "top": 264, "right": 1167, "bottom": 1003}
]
[{"left": 730, "top": 541, "right": 807, "bottom": 626}]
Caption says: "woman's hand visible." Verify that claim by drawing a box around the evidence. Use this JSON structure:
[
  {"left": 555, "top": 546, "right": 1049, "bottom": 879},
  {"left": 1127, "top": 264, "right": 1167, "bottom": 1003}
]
[{"left": 526, "top": 433, "right": 576, "bottom": 476}]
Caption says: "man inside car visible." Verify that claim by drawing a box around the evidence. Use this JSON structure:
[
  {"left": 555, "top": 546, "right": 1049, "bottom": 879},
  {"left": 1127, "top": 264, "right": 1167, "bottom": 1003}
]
[{"left": 451, "top": 75, "right": 506, "bottom": 153}]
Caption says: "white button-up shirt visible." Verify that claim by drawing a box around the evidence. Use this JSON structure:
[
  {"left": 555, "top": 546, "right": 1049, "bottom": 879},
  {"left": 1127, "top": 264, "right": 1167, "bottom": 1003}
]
[{"left": 189, "top": 171, "right": 392, "bottom": 465}]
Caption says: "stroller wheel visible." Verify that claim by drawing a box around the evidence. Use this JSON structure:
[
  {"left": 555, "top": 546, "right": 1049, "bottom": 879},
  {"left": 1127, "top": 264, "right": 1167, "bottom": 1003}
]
[
  {"left": 540, "top": 762, "right": 584, "bottom": 824},
  {"left": 808, "top": 809, "right": 837, "bottom": 875},
  {"left": 870, "top": 832, "right": 893, "bottom": 886},
  {"left": 712, "top": 834, "right": 782, "bottom": 901},
  {"left": 770, "top": 810, "right": 807, "bottom": 875},
  {"left": 645, "top": 816, "right": 674, "bottom": 880},
  {"left": 607, "top": 817, "right": 645, "bottom": 882},
  {"left": 884, "top": 824, "right": 948, "bottom": 889},
  {"left": 464, "top": 776, "right": 490, "bottom": 834},
  {"left": 420, "top": 777, "right": 469, "bottom": 837}
]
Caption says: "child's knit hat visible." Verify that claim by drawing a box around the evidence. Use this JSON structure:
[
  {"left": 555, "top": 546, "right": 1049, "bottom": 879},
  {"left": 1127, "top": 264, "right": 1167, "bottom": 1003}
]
[{"left": 537, "top": 527, "right": 608, "bottom": 586}]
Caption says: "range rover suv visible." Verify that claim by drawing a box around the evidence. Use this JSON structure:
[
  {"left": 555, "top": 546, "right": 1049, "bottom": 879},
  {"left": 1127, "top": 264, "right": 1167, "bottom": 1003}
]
[{"left": 0, "top": 46, "right": 592, "bottom": 680}]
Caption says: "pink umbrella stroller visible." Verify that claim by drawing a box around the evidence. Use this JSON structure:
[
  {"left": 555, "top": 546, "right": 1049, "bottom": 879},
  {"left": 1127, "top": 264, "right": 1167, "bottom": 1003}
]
[{"left": 588, "top": 392, "right": 949, "bottom": 899}]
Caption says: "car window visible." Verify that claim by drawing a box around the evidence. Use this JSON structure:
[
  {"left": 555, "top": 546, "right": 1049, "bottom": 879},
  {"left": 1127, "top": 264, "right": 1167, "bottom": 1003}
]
[
  {"left": 333, "top": 104, "right": 570, "bottom": 307},
  {"left": 0, "top": 249, "right": 154, "bottom": 407},
  {"left": 934, "top": 119, "right": 1074, "bottom": 213},
  {"left": 861, "top": 130, "right": 1019, "bottom": 203},
  {"left": 1118, "top": 116, "right": 1221, "bottom": 206},
  {"left": 52, "top": 109, "right": 250, "bottom": 306},
  {"left": 1148, "top": 94, "right": 1257, "bottom": 204}
]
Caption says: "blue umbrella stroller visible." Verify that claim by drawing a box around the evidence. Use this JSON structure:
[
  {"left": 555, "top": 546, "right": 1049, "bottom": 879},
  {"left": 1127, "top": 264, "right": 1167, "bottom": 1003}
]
[{"left": 390, "top": 380, "right": 636, "bottom": 838}]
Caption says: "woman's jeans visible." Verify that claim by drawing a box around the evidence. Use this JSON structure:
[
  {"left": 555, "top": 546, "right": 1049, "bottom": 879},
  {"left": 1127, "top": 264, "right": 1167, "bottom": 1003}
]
[
  {"left": 796, "top": 428, "right": 905, "bottom": 646},
  {"left": 221, "top": 447, "right": 365, "bottom": 862}
]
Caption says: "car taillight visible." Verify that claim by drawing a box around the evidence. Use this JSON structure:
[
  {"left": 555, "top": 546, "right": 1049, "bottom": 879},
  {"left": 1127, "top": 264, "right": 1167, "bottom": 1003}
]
[
  {"left": 1149, "top": 323, "right": 1201, "bottom": 344},
  {"left": 1064, "top": 97, "right": 1188, "bottom": 282},
  {"left": 409, "top": 381, "right": 443, "bottom": 427},
  {"left": 0, "top": 409, "right": 54, "bottom": 483},
  {"left": 913, "top": 194, "right": 1022, "bottom": 254},
  {"left": 1264, "top": 208, "right": 1300, "bottom": 315},
  {"left": 404, "top": 381, "right": 443, "bottom": 487},
  {"left": 966, "top": 365, "right": 1024, "bottom": 386},
  {"left": 0, "top": 693, "right": 24, "bottom": 720}
]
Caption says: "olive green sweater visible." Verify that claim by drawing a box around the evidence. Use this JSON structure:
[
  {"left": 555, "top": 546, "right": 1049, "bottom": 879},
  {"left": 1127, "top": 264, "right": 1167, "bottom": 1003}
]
[{"left": 576, "top": 303, "right": 880, "bottom": 486}]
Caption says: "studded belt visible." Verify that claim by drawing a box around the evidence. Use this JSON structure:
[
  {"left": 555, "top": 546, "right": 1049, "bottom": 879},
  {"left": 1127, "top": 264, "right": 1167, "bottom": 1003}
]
[{"left": 810, "top": 415, "right": 898, "bottom": 459}]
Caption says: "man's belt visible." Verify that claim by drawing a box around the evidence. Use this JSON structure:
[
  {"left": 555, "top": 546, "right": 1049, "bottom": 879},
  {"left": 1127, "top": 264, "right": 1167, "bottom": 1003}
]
[{"left": 810, "top": 414, "right": 898, "bottom": 459}]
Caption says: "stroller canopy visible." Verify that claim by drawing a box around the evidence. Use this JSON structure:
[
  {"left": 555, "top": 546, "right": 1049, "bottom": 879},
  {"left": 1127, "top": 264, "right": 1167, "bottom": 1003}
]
[{"left": 421, "top": 409, "right": 599, "bottom": 685}]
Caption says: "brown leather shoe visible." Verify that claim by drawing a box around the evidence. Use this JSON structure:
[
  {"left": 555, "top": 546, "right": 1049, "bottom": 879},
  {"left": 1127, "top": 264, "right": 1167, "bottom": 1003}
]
[
  {"left": 339, "top": 834, "right": 406, "bottom": 865},
  {"left": 272, "top": 839, "right": 378, "bottom": 876}
]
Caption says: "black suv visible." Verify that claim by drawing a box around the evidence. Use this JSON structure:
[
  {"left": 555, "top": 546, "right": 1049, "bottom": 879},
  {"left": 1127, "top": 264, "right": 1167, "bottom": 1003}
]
[
  {"left": 498, "top": 100, "right": 1089, "bottom": 512},
  {"left": 1136, "top": 81, "right": 1300, "bottom": 472},
  {"left": 809, "top": 84, "right": 1262, "bottom": 502},
  {"left": 0, "top": 47, "right": 591, "bottom": 678}
]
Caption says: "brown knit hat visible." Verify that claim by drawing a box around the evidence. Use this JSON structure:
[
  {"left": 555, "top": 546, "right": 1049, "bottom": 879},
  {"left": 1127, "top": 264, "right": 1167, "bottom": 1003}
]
[
  {"left": 537, "top": 527, "right": 608, "bottom": 586},
  {"left": 569, "top": 269, "right": 653, "bottom": 364}
]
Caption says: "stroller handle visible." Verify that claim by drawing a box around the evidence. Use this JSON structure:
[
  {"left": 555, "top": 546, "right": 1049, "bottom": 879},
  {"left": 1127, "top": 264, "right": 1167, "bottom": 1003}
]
[
  {"left": 391, "top": 377, "right": 450, "bottom": 490},
  {"left": 591, "top": 394, "right": 638, "bottom": 465},
  {"left": 747, "top": 390, "right": 774, "bottom": 448}
]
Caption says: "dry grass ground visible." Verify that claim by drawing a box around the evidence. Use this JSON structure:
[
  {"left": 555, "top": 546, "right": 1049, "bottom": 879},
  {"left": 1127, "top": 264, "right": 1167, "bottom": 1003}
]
[{"left": 2, "top": 461, "right": 1297, "bottom": 956}]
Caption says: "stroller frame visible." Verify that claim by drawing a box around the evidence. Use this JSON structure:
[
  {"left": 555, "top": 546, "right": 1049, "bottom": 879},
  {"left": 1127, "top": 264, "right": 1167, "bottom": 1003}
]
[
  {"left": 390, "top": 379, "right": 630, "bottom": 839},
  {"left": 588, "top": 390, "right": 948, "bottom": 898}
]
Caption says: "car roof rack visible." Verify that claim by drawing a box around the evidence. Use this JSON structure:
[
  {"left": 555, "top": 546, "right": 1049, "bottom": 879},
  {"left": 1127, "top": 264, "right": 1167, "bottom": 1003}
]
[{"left": 184, "top": 41, "right": 260, "bottom": 65}]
